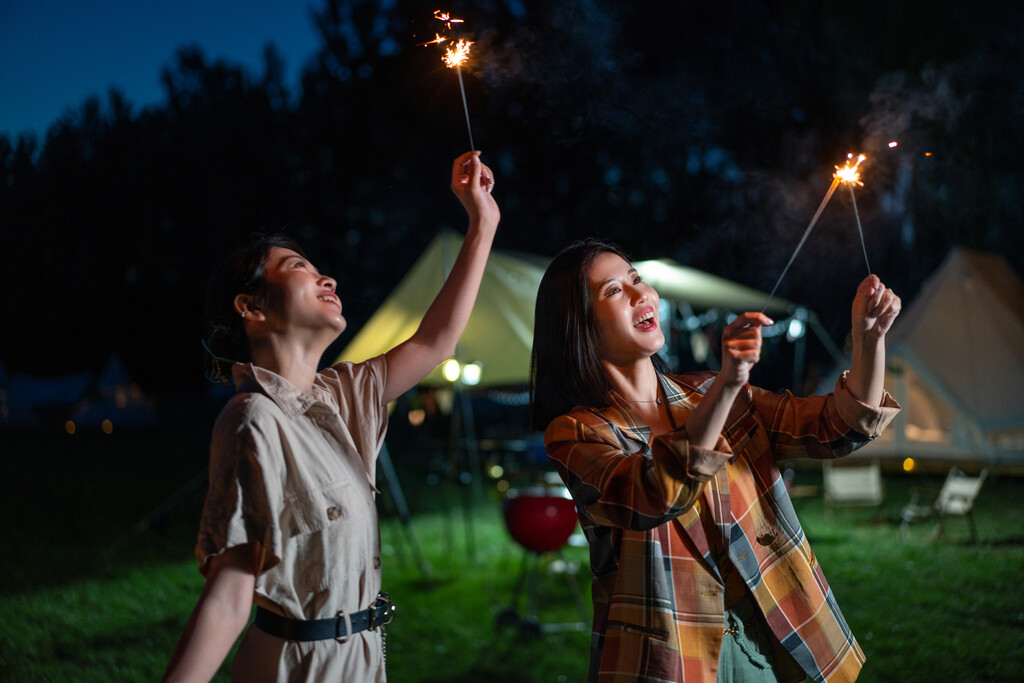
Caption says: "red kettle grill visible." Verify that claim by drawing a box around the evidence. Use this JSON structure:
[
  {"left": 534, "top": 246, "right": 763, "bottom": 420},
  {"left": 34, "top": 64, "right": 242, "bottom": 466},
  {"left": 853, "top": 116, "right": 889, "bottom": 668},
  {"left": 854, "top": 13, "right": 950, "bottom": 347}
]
[{"left": 497, "top": 483, "right": 588, "bottom": 636}]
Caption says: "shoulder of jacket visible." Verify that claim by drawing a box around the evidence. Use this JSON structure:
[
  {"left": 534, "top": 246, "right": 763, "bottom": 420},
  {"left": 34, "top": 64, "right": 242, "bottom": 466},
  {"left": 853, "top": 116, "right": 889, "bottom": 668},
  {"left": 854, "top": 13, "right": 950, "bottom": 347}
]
[
  {"left": 545, "top": 404, "right": 625, "bottom": 440},
  {"left": 665, "top": 370, "right": 718, "bottom": 393},
  {"left": 214, "top": 391, "right": 283, "bottom": 430}
]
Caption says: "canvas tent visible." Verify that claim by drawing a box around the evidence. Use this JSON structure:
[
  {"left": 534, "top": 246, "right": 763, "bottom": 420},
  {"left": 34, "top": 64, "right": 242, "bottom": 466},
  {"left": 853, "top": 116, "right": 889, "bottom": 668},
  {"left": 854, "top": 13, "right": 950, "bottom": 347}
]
[
  {"left": 71, "top": 355, "right": 157, "bottom": 428},
  {"left": 817, "top": 247, "right": 1024, "bottom": 465},
  {"left": 634, "top": 259, "right": 794, "bottom": 315},
  {"left": 336, "top": 232, "right": 809, "bottom": 387},
  {"left": 0, "top": 365, "right": 91, "bottom": 427},
  {"left": 337, "top": 231, "right": 545, "bottom": 387}
]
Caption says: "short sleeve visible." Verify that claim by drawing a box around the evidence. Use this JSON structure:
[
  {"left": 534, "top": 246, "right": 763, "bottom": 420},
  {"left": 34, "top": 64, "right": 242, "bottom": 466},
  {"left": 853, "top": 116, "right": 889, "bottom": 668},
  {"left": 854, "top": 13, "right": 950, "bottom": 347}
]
[{"left": 195, "top": 395, "right": 285, "bottom": 576}]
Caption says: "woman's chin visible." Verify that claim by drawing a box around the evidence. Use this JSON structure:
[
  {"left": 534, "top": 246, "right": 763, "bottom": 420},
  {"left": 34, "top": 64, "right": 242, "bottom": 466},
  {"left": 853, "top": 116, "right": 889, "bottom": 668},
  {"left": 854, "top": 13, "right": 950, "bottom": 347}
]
[
  {"left": 643, "top": 332, "right": 666, "bottom": 354},
  {"left": 323, "top": 312, "right": 346, "bottom": 333}
]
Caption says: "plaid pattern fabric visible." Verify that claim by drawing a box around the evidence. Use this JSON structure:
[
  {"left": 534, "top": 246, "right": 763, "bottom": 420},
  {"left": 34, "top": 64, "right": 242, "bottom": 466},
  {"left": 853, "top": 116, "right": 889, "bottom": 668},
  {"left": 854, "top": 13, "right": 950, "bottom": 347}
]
[{"left": 545, "top": 370, "right": 900, "bottom": 682}]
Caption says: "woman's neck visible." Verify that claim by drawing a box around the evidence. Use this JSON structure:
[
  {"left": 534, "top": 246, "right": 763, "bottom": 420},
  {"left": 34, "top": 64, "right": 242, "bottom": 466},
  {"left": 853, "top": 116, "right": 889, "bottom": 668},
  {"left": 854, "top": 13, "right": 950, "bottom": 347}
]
[
  {"left": 601, "top": 357, "right": 660, "bottom": 404},
  {"left": 249, "top": 336, "right": 324, "bottom": 396}
]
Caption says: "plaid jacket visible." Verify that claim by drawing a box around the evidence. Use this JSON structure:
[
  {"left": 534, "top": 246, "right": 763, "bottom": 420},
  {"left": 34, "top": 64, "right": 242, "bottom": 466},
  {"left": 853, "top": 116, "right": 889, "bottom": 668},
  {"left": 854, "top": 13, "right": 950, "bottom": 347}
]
[{"left": 544, "top": 370, "right": 899, "bottom": 683}]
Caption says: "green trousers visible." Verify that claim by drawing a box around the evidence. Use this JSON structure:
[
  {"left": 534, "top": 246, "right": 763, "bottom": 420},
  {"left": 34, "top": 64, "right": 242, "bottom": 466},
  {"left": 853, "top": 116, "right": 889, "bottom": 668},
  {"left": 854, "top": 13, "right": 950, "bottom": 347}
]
[{"left": 717, "top": 597, "right": 779, "bottom": 682}]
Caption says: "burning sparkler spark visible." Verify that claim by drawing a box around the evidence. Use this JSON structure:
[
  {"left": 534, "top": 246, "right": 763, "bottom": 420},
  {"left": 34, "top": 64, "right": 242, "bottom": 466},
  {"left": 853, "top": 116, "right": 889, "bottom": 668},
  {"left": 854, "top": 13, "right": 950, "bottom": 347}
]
[
  {"left": 419, "top": 33, "right": 448, "bottom": 46},
  {"left": 433, "top": 10, "right": 463, "bottom": 30},
  {"left": 443, "top": 38, "right": 473, "bottom": 68},
  {"left": 834, "top": 153, "right": 866, "bottom": 186}
]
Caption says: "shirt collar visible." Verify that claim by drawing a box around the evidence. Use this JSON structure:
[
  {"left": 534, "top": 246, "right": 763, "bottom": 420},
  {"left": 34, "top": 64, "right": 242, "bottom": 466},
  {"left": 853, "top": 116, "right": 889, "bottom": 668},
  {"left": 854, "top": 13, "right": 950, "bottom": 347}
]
[
  {"left": 232, "top": 362, "right": 321, "bottom": 418},
  {"left": 656, "top": 368, "right": 709, "bottom": 409}
]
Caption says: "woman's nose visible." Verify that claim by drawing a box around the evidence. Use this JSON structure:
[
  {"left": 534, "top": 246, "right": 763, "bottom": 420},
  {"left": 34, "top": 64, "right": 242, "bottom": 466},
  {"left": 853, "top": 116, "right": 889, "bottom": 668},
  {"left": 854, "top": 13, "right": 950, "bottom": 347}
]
[{"left": 320, "top": 275, "right": 337, "bottom": 291}]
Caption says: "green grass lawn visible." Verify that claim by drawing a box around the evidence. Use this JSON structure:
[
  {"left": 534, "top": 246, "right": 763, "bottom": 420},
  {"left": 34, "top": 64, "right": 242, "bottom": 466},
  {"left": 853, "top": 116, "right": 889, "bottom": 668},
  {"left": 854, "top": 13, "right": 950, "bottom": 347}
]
[{"left": 2, "top": 427, "right": 1022, "bottom": 681}]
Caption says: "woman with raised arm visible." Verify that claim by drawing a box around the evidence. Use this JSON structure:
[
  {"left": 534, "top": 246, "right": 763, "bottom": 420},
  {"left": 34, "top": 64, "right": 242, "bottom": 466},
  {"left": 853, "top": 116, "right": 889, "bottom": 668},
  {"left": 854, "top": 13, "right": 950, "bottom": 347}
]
[
  {"left": 530, "top": 238, "right": 900, "bottom": 683},
  {"left": 163, "top": 151, "right": 499, "bottom": 682}
]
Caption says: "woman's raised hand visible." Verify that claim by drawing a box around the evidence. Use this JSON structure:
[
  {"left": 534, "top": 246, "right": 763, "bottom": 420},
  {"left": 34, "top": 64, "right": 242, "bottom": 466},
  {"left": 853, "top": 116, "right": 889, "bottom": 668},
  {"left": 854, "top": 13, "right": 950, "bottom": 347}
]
[
  {"left": 845, "top": 275, "right": 900, "bottom": 406},
  {"left": 451, "top": 151, "right": 500, "bottom": 232},
  {"left": 852, "top": 274, "right": 901, "bottom": 342},
  {"left": 720, "top": 312, "right": 774, "bottom": 387},
  {"left": 684, "top": 311, "right": 773, "bottom": 449}
]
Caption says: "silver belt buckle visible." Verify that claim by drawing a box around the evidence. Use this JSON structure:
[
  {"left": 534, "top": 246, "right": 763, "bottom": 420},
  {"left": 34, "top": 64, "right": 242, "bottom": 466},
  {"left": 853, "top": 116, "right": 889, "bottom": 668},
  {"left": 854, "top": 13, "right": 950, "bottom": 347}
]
[{"left": 370, "top": 592, "right": 396, "bottom": 630}]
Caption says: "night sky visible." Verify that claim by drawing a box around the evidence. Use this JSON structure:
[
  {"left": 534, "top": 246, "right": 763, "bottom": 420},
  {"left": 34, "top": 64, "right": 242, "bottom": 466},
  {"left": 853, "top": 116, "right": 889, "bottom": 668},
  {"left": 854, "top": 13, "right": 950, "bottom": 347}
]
[
  {"left": 0, "top": 0, "right": 321, "bottom": 138},
  {"left": 2, "top": 0, "right": 1022, "bottom": 413}
]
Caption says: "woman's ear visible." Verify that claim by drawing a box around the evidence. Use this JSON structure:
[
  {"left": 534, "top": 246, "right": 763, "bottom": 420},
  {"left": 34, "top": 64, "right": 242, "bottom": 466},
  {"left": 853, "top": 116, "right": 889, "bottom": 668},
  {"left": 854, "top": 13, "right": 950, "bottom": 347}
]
[{"left": 234, "top": 294, "right": 265, "bottom": 322}]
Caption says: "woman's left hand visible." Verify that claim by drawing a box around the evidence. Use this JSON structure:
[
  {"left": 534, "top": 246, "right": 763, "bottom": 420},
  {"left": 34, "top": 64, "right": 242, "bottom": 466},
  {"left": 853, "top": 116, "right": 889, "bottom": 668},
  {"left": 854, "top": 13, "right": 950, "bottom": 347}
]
[{"left": 852, "top": 274, "right": 901, "bottom": 343}]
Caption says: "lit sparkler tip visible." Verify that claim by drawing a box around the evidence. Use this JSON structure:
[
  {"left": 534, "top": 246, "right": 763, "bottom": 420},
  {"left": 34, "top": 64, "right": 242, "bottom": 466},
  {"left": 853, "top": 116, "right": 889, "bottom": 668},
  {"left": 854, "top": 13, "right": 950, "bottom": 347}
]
[
  {"left": 442, "top": 38, "right": 473, "bottom": 68},
  {"left": 834, "top": 153, "right": 866, "bottom": 186},
  {"left": 888, "top": 141, "right": 898, "bottom": 148}
]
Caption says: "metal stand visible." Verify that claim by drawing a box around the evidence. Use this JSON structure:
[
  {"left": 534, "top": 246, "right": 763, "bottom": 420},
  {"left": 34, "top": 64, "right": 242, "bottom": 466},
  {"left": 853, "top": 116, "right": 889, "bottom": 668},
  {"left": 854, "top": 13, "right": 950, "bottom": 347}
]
[
  {"left": 495, "top": 549, "right": 589, "bottom": 638},
  {"left": 378, "top": 443, "right": 432, "bottom": 587},
  {"left": 448, "top": 387, "right": 482, "bottom": 560}
]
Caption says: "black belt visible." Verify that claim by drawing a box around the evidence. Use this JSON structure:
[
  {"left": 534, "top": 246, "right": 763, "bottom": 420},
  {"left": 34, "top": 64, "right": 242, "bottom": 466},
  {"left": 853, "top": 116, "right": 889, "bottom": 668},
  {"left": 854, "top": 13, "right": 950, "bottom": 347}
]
[{"left": 254, "top": 593, "right": 395, "bottom": 641}]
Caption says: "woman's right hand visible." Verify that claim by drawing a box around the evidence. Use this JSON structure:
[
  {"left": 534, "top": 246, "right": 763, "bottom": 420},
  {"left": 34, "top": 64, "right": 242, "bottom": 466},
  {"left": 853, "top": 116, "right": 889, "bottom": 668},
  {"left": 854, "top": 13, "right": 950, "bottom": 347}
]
[
  {"left": 450, "top": 151, "right": 500, "bottom": 233},
  {"left": 720, "top": 312, "right": 773, "bottom": 387}
]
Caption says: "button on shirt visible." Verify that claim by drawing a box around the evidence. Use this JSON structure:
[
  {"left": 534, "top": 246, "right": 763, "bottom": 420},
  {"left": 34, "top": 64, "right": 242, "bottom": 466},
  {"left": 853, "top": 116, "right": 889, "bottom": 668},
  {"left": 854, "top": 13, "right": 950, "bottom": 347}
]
[{"left": 195, "top": 357, "right": 389, "bottom": 682}]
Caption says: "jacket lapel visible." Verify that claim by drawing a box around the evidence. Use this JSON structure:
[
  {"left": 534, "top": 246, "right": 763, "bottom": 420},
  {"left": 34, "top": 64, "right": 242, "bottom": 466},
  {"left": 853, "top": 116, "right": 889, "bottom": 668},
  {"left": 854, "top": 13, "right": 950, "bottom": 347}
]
[{"left": 652, "top": 373, "right": 732, "bottom": 579}]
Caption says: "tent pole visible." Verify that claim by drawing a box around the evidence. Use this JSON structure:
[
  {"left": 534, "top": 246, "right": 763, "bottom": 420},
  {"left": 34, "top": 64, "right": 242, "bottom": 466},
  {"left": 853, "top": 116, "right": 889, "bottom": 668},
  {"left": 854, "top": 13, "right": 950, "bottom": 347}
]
[
  {"left": 460, "top": 386, "right": 482, "bottom": 560},
  {"left": 378, "top": 443, "right": 432, "bottom": 587},
  {"left": 806, "top": 310, "right": 846, "bottom": 365},
  {"left": 94, "top": 467, "right": 208, "bottom": 566}
]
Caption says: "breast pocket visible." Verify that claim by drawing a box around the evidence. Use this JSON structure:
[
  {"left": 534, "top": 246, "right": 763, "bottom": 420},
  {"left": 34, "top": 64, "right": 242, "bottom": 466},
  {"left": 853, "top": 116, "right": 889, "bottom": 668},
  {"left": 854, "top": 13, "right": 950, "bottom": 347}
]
[{"left": 284, "top": 480, "right": 371, "bottom": 591}]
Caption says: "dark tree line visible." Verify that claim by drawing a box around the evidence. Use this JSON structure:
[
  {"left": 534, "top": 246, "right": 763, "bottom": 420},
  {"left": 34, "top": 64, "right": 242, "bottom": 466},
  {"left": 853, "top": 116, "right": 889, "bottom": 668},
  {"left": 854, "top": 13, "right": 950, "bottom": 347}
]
[{"left": 2, "top": 0, "right": 1022, "bottom": 414}]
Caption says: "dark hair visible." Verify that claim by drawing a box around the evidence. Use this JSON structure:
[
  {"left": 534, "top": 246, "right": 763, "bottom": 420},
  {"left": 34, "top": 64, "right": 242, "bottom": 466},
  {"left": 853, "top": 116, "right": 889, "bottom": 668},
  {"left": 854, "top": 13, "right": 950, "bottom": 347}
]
[
  {"left": 529, "top": 238, "right": 668, "bottom": 431},
  {"left": 203, "top": 233, "right": 308, "bottom": 381}
]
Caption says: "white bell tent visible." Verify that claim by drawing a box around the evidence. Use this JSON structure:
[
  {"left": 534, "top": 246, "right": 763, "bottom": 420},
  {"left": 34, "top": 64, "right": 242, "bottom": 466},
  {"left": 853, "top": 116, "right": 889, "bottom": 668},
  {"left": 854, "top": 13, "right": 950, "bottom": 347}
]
[{"left": 818, "top": 247, "right": 1024, "bottom": 465}]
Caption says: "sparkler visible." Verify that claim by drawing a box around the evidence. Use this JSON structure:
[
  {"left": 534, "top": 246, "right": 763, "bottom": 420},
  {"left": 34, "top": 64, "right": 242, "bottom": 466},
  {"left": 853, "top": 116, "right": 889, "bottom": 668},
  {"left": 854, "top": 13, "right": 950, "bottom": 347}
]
[
  {"left": 445, "top": 39, "right": 475, "bottom": 151},
  {"left": 760, "top": 153, "right": 869, "bottom": 313},
  {"left": 421, "top": 10, "right": 475, "bottom": 151},
  {"left": 840, "top": 155, "right": 872, "bottom": 275}
]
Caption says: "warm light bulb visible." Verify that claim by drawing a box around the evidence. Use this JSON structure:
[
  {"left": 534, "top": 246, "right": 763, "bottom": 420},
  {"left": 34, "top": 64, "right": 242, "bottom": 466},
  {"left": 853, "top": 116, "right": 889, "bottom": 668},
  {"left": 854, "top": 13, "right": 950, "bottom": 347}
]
[
  {"left": 461, "top": 362, "right": 482, "bottom": 386},
  {"left": 442, "top": 359, "right": 461, "bottom": 382}
]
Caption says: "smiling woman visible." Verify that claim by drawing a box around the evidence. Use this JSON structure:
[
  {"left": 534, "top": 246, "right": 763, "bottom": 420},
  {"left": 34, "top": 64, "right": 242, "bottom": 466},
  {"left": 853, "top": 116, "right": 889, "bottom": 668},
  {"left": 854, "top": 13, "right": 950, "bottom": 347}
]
[
  {"left": 162, "top": 150, "right": 499, "bottom": 682},
  {"left": 587, "top": 252, "right": 666, "bottom": 372},
  {"left": 238, "top": 247, "right": 349, "bottom": 362},
  {"left": 203, "top": 233, "right": 312, "bottom": 377},
  {"left": 530, "top": 237, "right": 903, "bottom": 682}
]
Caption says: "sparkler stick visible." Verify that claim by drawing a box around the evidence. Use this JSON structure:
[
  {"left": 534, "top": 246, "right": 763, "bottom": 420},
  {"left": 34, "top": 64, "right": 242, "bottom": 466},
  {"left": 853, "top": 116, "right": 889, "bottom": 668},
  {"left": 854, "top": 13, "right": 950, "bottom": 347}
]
[
  {"left": 760, "top": 153, "right": 867, "bottom": 313},
  {"left": 455, "top": 68, "right": 474, "bottom": 150},
  {"left": 760, "top": 178, "right": 840, "bottom": 313},
  {"left": 444, "top": 40, "right": 475, "bottom": 151},
  {"left": 849, "top": 185, "right": 871, "bottom": 274},
  {"left": 422, "top": 11, "right": 476, "bottom": 151}
]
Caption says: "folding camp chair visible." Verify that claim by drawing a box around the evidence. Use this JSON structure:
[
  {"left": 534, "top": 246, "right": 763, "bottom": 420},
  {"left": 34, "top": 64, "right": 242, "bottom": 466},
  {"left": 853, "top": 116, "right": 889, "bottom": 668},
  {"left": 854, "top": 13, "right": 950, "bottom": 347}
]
[
  {"left": 822, "top": 459, "right": 885, "bottom": 520},
  {"left": 900, "top": 467, "right": 988, "bottom": 543}
]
